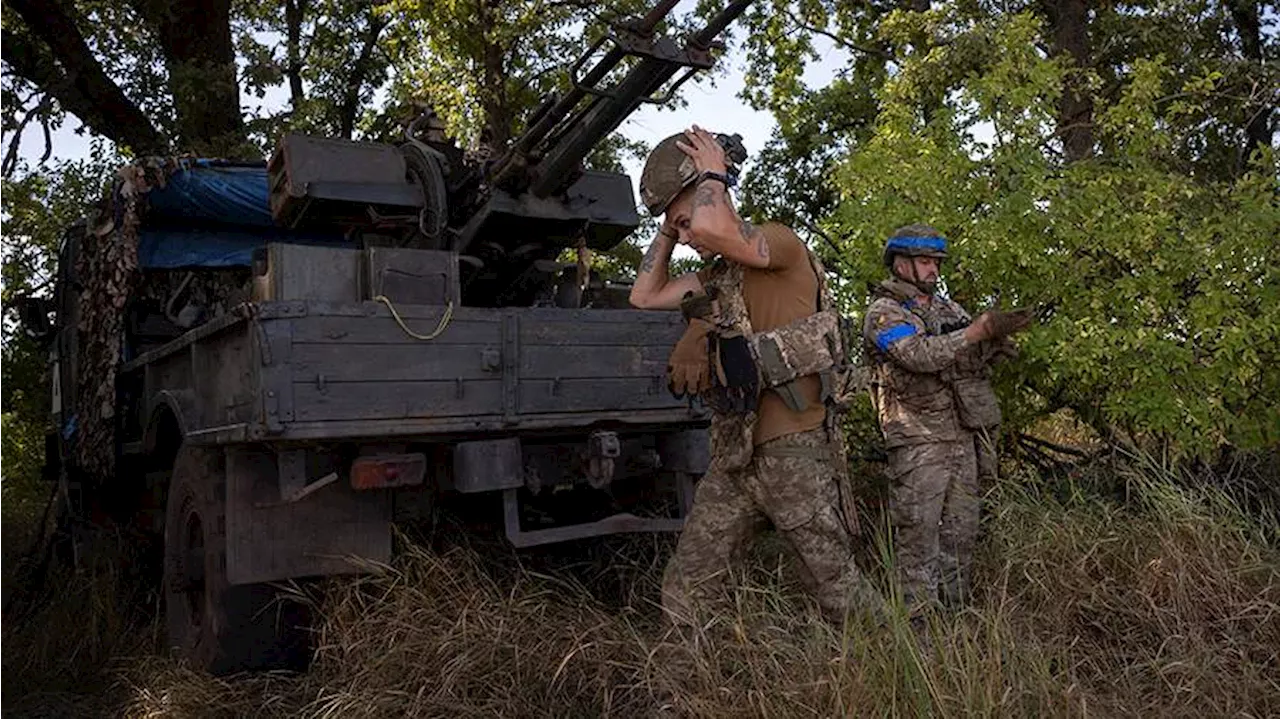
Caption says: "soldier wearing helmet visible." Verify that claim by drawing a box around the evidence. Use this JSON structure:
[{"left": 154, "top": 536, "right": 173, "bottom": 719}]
[
  {"left": 863, "top": 223, "right": 1031, "bottom": 616},
  {"left": 630, "top": 126, "right": 883, "bottom": 625}
]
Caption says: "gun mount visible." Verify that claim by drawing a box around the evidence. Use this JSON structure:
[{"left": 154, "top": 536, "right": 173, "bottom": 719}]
[{"left": 266, "top": 0, "right": 752, "bottom": 307}]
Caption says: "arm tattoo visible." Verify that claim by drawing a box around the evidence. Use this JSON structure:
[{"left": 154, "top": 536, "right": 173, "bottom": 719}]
[
  {"left": 738, "top": 219, "right": 770, "bottom": 262},
  {"left": 639, "top": 240, "right": 662, "bottom": 273},
  {"left": 693, "top": 183, "right": 718, "bottom": 208}
]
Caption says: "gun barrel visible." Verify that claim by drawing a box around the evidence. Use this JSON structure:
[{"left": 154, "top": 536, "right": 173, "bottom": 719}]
[
  {"left": 488, "top": 0, "right": 682, "bottom": 186},
  {"left": 527, "top": 0, "right": 754, "bottom": 197}
]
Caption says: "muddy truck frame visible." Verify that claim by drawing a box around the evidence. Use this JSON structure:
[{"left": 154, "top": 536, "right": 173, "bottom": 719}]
[{"left": 21, "top": 0, "right": 753, "bottom": 674}]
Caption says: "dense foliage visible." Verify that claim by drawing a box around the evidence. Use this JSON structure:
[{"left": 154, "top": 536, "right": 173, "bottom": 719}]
[
  {"left": 737, "top": 2, "right": 1278, "bottom": 456},
  {"left": 1, "top": 0, "right": 1276, "bottom": 483}
]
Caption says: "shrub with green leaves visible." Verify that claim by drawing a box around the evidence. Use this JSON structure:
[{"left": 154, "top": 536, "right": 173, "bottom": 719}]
[{"left": 820, "top": 11, "right": 1279, "bottom": 456}]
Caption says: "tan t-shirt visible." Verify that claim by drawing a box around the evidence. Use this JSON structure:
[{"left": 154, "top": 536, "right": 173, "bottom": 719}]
[{"left": 699, "top": 222, "right": 826, "bottom": 444}]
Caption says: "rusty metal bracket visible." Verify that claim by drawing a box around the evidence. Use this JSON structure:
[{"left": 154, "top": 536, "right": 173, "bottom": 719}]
[
  {"left": 272, "top": 448, "right": 339, "bottom": 504},
  {"left": 501, "top": 470, "right": 694, "bottom": 548}
]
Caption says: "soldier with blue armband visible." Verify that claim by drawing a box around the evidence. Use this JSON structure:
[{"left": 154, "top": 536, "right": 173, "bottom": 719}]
[{"left": 863, "top": 224, "right": 1032, "bottom": 616}]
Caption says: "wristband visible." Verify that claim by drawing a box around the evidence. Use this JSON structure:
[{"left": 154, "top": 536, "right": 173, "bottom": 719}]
[{"left": 696, "top": 171, "right": 738, "bottom": 189}]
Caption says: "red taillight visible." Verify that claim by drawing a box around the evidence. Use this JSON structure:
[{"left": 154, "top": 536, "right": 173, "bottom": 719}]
[{"left": 350, "top": 453, "right": 426, "bottom": 490}]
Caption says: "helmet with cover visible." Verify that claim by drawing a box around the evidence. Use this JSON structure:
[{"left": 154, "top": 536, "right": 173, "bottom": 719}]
[
  {"left": 638, "top": 131, "right": 747, "bottom": 216},
  {"left": 882, "top": 223, "right": 949, "bottom": 267}
]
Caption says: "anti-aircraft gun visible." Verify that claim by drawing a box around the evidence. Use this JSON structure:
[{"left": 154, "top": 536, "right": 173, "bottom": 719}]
[
  {"left": 26, "top": 0, "right": 754, "bottom": 676},
  {"left": 267, "top": 0, "right": 753, "bottom": 308}
]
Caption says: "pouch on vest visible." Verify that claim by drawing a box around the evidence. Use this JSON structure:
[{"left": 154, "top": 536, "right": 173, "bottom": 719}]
[
  {"left": 952, "top": 376, "right": 1002, "bottom": 429},
  {"left": 749, "top": 309, "right": 843, "bottom": 412}
]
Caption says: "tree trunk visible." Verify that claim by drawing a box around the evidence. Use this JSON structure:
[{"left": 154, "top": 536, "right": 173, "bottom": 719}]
[
  {"left": 479, "top": 0, "right": 512, "bottom": 150},
  {"left": 1225, "top": 0, "right": 1273, "bottom": 168},
  {"left": 1043, "top": 0, "right": 1094, "bottom": 162},
  {"left": 338, "top": 12, "right": 388, "bottom": 140},
  {"left": 285, "top": 0, "right": 308, "bottom": 111},
  {"left": 136, "top": 0, "right": 249, "bottom": 158}
]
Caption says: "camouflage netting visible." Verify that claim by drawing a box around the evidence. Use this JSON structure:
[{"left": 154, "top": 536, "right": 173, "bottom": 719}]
[{"left": 74, "top": 159, "right": 190, "bottom": 483}]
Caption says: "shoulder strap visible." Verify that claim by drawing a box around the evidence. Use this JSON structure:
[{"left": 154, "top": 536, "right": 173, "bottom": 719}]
[{"left": 804, "top": 246, "right": 836, "bottom": 312}]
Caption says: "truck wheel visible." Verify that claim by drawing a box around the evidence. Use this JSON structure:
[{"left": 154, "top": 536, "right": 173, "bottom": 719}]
[{"left": 163, "top": 445, "right": 310, "bottom": 675}]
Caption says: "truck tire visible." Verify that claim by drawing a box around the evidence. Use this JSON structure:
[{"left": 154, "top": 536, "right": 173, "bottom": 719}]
[{"left": 163, "top": 445, "right": 310, "bottom": 675}]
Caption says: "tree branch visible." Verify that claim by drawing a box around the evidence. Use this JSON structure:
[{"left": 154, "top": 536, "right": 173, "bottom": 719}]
[
  {"left": 285, "top": 0, "right": 308, "bottom": 109},
  {"left": 338, "top": 9, "right": 389, "bottom": 140},
  {"left": 2, "top": 94, "right": 55, "bottom": 177},
  {"left": 1017, "top": 432, "right": 1091, "bottom": 459},
  {"left": 780, "top": 8, "right": 893, "bottom": 60},
  {"left": 2, "top": 1, "right": 167, "bottom": 154}
]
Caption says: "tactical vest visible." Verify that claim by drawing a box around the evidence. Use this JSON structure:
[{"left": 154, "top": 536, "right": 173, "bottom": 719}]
[
  {"left": 700, "top": 247, "right": 846, "bottom": 471},
  {"left": 867, "top": 279, "right": 1001, "bottom": 432}
]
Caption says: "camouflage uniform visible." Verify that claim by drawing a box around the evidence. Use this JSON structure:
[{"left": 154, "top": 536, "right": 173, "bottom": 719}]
[
  {"left": 660, "top": 248, "right": 882, "bottom": 624},
  {"left": 660, "top": 425, "right": 881, "bottom": 622},
  {"left": 951, "top": 338, "right": 1014, "bottom": 491},
  {"left": 863, "top": 277, "right": 985, "bottom": 608}
]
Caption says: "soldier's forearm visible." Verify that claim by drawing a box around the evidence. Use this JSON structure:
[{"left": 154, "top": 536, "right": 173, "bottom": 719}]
[
  {"left": 629, "top": 232, "right": 677, "bottom": 308},
  {"left": 887, "top": 331, "right": 968, "bottom": 374}
]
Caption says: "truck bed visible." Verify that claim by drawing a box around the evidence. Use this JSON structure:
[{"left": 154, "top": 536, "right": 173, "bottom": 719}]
[{"left": 122, "top": 299, "right": 706, "bottom": 445}]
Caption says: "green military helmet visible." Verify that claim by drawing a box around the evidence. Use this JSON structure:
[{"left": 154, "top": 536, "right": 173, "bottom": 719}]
[
  {"left": 882, "top": 223, "right": 949, "bottom": 267},
  {"left": 639, "top": 134, "right": 699, "bottom": 216},
  {"left": 638, "top": 131, "right": 748, "bottom": 216}
]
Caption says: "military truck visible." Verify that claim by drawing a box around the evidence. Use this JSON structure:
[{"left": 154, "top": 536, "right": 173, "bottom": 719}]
[{"left": 19, "top": 0, "right": 753, "bottom": 674}]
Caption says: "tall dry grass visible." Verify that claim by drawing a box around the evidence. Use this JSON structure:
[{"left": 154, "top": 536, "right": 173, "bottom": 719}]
[
  {"left": 6, "top": 452, "right": 1278, "bottom": 718},
  {"left": 2, "top": 522, "right": 160, "bottom": 718}
]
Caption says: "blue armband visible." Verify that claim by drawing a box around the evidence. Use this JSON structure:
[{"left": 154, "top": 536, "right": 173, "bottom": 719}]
[{"left": 875, "top": 323, "right": 918, "bottom": 351}]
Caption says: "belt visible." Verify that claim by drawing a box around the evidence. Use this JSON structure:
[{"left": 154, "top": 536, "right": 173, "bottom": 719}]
[{"left": 754, "top": 444, "right": 839, "bottom": 462}]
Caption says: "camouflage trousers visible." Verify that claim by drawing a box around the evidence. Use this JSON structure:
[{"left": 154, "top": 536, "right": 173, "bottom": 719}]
[
  {"left": 886, "top": 437, "right": 979, "bottom": 610},
  {"left": 660, "top": 426, "right": 883, "bottom": 624}
]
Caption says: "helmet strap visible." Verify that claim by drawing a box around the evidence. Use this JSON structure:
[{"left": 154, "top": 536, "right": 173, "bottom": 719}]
[{"left": 894, "top": 257, "right": 936, "bottom": 296}]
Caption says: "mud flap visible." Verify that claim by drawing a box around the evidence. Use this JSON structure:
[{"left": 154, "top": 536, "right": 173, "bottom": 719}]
[{"left": 224, "top": 446, "right": 391, "bottom": 585}]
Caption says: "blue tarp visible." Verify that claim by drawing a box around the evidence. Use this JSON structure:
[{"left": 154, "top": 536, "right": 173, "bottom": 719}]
[{"left": 136, "top": 161, "right": 349, "bottom": 269}]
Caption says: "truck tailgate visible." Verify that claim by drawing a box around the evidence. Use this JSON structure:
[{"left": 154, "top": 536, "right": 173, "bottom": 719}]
[{"left": 263, "top": 301, "right": 704, "bottom": 439}]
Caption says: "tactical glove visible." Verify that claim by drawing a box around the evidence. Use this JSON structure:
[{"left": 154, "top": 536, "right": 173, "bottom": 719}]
[
  {"left": 708, "top": 331, "right": 760, "bottom": 414},
  {"left": 667, "top": 318, "right": 713, "bottom": 398},
  {"left": 680, "top": 291, "right": 713, "bottom": 322},
  {"left": 974, "top": 308, "right": 1034, "bottom": 341}
]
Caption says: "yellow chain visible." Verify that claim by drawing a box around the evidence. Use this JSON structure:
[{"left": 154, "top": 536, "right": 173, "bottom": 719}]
[{"left": 372, "top": 295, "right": 454, "bottom": 341}]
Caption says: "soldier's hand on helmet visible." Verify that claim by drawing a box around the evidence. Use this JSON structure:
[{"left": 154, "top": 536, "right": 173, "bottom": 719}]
[
  {"left": 668, "top": 318, "right": 713, "bottom": 398},
  {"left": 966, "top": 307, "right": 1034, "bottom": 343},
  {"left": 675, "top": 125, "right": 728, "bottom": 175}
]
